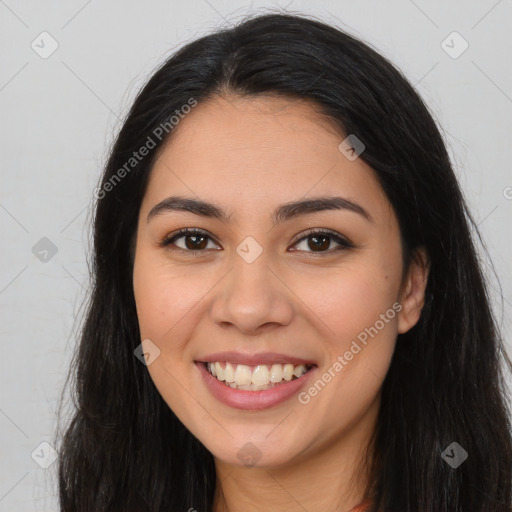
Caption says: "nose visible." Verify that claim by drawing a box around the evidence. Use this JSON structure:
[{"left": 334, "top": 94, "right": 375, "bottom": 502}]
[{"left": 210, "top": 253, "right": 295, "bottom": 335}]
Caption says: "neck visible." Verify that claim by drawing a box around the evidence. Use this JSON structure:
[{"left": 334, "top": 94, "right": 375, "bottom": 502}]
[{"left": 212, "top": 395, "right": 379, "bottom": 512}]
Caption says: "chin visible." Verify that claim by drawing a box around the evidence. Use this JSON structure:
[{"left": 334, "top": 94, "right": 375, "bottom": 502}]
[{"left": 206, "top": 434, "right": 305, "bottom": 469}]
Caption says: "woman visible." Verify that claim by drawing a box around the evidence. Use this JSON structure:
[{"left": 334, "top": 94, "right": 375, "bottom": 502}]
[{"left": 56, "top": 12, "right": 512, "bottom": 512}]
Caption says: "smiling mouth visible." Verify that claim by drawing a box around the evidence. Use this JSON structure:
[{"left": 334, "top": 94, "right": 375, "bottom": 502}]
[{"left": 201, "top": 361, "right": 316, "bottom": 391}]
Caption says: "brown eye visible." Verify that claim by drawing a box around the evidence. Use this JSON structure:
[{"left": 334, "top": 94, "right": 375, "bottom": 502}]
[
  {"left": 160, "top": 228, "right": 353, "bottom": 256},
  {"left": 182, "top": 234, "right": 208, "bottom": 250},
  {"left": 291, "top": 230, "right": 353, "bottom": 253},
  {"left": 160, "top": 228, "right": 220, "bottom": 254},
  {"left": 306, "top": 233, "right": 330, "bottom": 251}
]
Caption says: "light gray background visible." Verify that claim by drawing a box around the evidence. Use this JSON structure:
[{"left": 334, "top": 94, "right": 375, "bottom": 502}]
[{"left": 1, "top": 0, "right": 511, "bottom": 509}]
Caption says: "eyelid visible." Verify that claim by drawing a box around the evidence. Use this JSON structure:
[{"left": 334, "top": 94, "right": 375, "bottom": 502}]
[
  {"left": 289, "top": 227, "right": 353, "bottom": 250},
  {"left": 160, "top": 227, "right": 354, "bottom": 254},
  {"left": 159, "top": 227, "right": 220, "bottom": 250}
]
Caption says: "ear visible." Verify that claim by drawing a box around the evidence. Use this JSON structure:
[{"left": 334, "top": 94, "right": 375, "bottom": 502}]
[{"left": 397, "top": 247, "right": 430, "bottom": 334}]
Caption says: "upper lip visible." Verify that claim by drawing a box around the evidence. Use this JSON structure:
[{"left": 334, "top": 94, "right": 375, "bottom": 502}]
[{"left": 196, "top": 351, "right": 317, "bottom": 367}]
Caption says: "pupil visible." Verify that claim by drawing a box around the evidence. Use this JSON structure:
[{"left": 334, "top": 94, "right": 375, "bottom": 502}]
[
  {"left": 186, "top": 235, "right": 207, "bottom": 250},
  {"left": 309, "top": 235, "right": 329, "bottom": 251},
  {"left": 184, "top": 234, "right": 331, "bottom": 251}
]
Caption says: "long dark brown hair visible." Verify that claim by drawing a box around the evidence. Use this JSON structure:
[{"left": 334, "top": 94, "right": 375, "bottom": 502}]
[{"left": 56, "top": 12, "right": 512, "bottom": 511}]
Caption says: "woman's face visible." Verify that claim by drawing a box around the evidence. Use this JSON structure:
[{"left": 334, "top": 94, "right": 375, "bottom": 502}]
[{"left": 133, "top": 94, "right": 426, "bottom": 469}]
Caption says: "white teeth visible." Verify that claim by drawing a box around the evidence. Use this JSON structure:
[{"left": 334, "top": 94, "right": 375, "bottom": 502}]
[
  {"left": 293, "top": 364, "right": 307, "bottom": 377},
  {"left": 214, "top": 362, "right": 225, "bottom": 381},
  {"left": 269, "top": 364, "right": 283, "bottom": 383},
  {"left": 252, "top": 365, "right": 269, "bottom": 386},
  {"left": 224, "top": 362, "right": 235, "bottom": 382},
  {"left": 234, "top": 364, "right": 252, "bottom": 385},
  {"left": 206, "top": 361, "right": 312, "bottom": 389},
  {"left": 282, "top": 364, "right": 294, "bottom": 381}
]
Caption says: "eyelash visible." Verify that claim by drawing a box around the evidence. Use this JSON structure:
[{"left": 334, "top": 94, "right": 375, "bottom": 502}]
[{"left": 159, "top": 227, "right": 354, "bottom": 256}]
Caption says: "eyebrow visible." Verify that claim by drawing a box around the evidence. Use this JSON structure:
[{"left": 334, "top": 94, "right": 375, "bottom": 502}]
[{"left": 147, "top": 195, "right": 373, "bottom": 224}]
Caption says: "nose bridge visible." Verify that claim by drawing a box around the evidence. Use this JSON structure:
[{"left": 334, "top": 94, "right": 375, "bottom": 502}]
[{"left": 210, "top": 245, "right": 294, "bottom": 333}]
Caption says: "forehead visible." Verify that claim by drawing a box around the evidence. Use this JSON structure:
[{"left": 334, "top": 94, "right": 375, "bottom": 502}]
[
  {"left": 161, "top": 93, "right": 345, "bottom": 163},
  {"left": 143, "top": 94, "right": 390, "bottom": 223}
]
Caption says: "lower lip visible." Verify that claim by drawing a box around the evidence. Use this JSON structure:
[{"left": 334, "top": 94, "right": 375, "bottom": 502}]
[{"left": 195, "top": 362, "right": 318, "bottom": 411}]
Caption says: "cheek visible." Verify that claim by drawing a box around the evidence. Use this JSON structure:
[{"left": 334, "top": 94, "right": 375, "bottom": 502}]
[
  {"left": 296, "top": 260, "right": 400, "bottom": 339},
  {"left": 294, "top": 259, "right": 401, "bottom": 397},
  {"left": 133, "top": 248, "right": 207, "bottom": 342},
  {"left": 132, "top": 249, "right": 206, "bottom": 413},
  {"left": 293, "top": 266, "right": 400, "bottom": 427}
]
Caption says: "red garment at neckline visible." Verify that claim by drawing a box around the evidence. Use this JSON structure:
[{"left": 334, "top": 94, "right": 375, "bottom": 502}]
[{"left": 350, "top": 497, "right": 373, "bottom": 511}]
